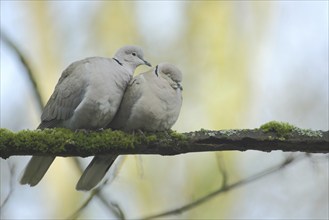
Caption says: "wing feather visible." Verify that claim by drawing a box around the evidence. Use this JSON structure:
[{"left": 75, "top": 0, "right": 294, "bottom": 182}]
[{"left": 38, "top": 60, "right": 89, "bottom": 129}]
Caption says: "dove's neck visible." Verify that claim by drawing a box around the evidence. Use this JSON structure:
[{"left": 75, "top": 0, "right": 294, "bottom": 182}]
[
  {"left": 123, "top": 63, "right": 139, "bottom": 74},
  {"left": 113, "top": 57, "right": 137, "bottom": 75}
]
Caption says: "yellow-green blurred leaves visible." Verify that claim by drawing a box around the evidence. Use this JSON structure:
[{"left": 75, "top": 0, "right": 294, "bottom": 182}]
[
  {"left": 90, "top": 1, "right": 140, "bottom": 55},
  {"left": 25, "top": 2, "right": 61, "bottom": 101},
  {"left": 180, "top": 2, "right": 270, "bottom": 129}
]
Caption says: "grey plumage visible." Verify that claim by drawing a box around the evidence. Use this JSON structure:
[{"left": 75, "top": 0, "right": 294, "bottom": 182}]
[
  {"left": 110, "top": 62, "right": 183, "bottom": 131},
  {"left": 20, "top": 156, "right": 55, "bottom": 186},
  {"left": 76, "top": 62, "right": 183, "bottom": 191},
  {"left": 75, "top": 155, "right": 118, "bottom": 191},
  {"left": 20, "top": 46, "right": 151, "bottom": 186}
]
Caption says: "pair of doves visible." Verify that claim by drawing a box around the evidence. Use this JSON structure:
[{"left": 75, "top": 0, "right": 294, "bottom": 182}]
[{"left": 20, "top": 45, "right": 183, "bottom": 191}]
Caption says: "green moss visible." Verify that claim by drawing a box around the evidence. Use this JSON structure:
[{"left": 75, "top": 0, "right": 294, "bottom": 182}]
[
  {"left": 1, "top": 128, "right": 191, "bottom": 156},
  {"left": 134, "top": 130, "right": 189, "bottom": 147},
  {"left": 170, "top": 130, "right": 188, "bottom": 141},
  {"left": 260, "top": 121, "right": 324, "bottom": 139},
  {"left": 145, "top": 134, "right": 157, "bottom": 143},
  {"left": 260, "top": 121, "right": 295, "bottom": 138},
  {"left": 0, "top": 128, "right": 140, "bottom": 158},
  {"left": 16, "top": 128, "right": 74, "bottom": 153},
  {"left": 0, "top": 128, "right": 15, "bottom": 151},
  {"left": 70, "top": 129, "right": 137, "bottom": 152}
]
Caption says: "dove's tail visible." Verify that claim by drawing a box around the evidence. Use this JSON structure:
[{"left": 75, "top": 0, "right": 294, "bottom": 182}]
[
  {"left": 20, "top": 156, "right": 56, "bottom": 186},
  {"left": 76, "top": 155, "right": 118, "bottom": 191}
]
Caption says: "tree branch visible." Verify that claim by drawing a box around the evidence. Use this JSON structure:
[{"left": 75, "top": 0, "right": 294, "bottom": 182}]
[
  {"left": 1, "top": 121, "right": 328, "bottom": 159},
  {"left": 1, "top": 30, "right": 45, "bottom": 109}
]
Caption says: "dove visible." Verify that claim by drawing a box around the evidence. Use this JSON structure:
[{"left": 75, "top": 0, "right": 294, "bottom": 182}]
[
  {"left": 20, "top": 45, "right": 151, "bottom": 187},
  {"left": 76, "top": 62, "right": 183, "bottom": 191}
]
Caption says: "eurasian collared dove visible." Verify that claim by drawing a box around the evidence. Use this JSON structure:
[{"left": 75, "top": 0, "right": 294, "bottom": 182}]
[
  {"left": 76, "top": 62, "right": 183, "bottom": 191},
  {"left": 20, "top": 45, "right": 151, "bottom": 187}
]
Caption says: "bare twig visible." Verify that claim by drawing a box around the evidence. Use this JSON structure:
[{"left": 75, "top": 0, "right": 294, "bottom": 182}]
[
  {"left": 96, "top": 194, "right": 125, "bottom": 220},
  {"left": 69, "top": 158, "right": 126, "bottom": 219},
  {"left": 67, "top": 186, "right": 101, "bottom": 220},
  {"left": 0, "top": 161, "right": 16, "bottom": 209},
  {"left": 1, "top": 30, "right": 44, "bottom": 110},
  {"left": 141, "top": 154, "right": 305, "bottom": 219},
  {"left": 215, "top": 152, "right": 228, "bottom": 187},
  {"left": 67, "top": 178, "right": 125, "bottom": 220}
]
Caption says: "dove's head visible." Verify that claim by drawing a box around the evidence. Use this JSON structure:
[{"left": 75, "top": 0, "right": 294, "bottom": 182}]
[
  {"left": 155, "top": 63, "right": 183, "bottom": 90},
  {"left": 114, "top": 46, "right": 151, "bottom": 72}
]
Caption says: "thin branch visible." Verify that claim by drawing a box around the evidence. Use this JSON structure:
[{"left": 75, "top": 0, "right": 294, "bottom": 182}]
[
  {"left": 67, "top": 177, "right": 125, "bottom": 220},
  {"left": 69, "top": 158, "right": 125, "bottom": 219},
  {"left": 141, "top": 154, "right": 305, "bottom": 219},
  {"left": 97, "top": 194, "right": 125, "bottom": 220},
  {"left": 1, "top": 30, "right": 44, "bottom": 110},
  {"left": 1, "top": 126, "right": 328, "bottom": 159},
  {"left": 67, "top": 186, "right": 101, "bottom": 220},
  {"left": 215, "top": 152, "right": 228, "bottom": 187},
  {"left": 0, "top": 161, "right": 16, "bottom": 209}
]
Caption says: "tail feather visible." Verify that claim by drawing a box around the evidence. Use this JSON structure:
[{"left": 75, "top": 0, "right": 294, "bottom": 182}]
[
  {"left": 76, "top": 155, "right": 118, "bottom": 191},
  {"left": 20, "top": 156, "right": 55, "bottom": 186}
]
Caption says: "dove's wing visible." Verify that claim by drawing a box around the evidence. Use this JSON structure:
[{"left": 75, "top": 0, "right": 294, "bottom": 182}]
[
  {"left": 21, "top": 60, "right": 90, "bottom": 186},
  {"left": 38, "top": 60, "right": 88, "bottom": 129}
]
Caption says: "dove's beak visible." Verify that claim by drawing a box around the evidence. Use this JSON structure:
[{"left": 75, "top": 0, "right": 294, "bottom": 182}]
[
  {"left": 177, "top": 82, "right": 183, "bottom": 91},
  {"left": 143, "top": 59, "right": 152, "bottom": 67}
]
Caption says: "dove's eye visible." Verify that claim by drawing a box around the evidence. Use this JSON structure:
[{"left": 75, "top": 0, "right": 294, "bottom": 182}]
[{"left": 132, "top": 52, "right": 136, "bottom": 56}]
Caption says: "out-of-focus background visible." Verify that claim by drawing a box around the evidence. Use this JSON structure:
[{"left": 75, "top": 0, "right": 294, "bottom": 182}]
[{"left": 1, "top": 1, "right": 328, "bottom": 219}]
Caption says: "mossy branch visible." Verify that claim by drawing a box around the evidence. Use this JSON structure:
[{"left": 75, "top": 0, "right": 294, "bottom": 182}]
[{"left": 1, "top": 121, "right": 328, "bottom": 159}]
